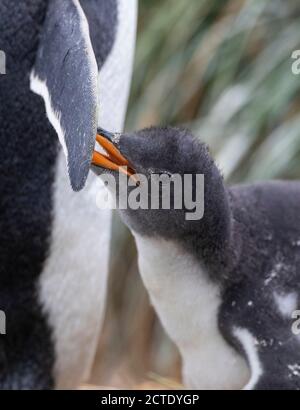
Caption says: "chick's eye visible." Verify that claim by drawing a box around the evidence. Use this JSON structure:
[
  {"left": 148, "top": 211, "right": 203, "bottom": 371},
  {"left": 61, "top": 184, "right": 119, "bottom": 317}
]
[{"left": 161, "top": 171, "right": 173, "bottom": 178}]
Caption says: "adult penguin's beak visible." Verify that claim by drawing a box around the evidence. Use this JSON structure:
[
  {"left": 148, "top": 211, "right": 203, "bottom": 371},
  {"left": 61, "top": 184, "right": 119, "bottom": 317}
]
[{"left": 30, "top": 0, "right": 98, "bottom": 191}]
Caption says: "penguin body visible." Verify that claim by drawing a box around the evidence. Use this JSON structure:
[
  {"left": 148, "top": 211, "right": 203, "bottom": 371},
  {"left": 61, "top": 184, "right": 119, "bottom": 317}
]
[
  {"left": 0, "top": 0, "right": 137, "bottom": 389},
  {"left": 219, "top": 181, "right": 300, "bottom": 390},
  {"left": 133, "top": 234, "right": 249, "bottom": 390},
  {"left": 92, "top": 126, "right": 300, "bottom": 390}
]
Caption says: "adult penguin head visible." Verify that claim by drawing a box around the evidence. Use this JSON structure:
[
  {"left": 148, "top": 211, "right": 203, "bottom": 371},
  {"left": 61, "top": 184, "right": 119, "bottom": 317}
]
[{"left": 29, "top": 0, "right": 118, "bottom": 192}]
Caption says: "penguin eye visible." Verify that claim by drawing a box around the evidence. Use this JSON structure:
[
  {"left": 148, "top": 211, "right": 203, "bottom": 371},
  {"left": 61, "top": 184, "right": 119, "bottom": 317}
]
[{"left": 162, "top": 171, "right": 173, "bottom": 178}]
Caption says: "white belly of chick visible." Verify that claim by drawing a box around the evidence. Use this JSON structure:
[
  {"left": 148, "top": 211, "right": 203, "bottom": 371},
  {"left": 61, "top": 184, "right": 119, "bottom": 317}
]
[{"left": 133, "top": 233, "right": 250, "bottom": 390}]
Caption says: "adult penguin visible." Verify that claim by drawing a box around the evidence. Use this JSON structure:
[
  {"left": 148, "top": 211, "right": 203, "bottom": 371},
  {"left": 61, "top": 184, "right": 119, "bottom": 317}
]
[{"left": 0, "top": 0, "right": 137, "bottom": 389}]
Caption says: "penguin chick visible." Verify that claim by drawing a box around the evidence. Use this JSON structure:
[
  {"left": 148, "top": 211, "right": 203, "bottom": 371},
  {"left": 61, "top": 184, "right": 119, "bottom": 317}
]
[{"left": 92, "top": 126, "right": 300, "bottom": 390}]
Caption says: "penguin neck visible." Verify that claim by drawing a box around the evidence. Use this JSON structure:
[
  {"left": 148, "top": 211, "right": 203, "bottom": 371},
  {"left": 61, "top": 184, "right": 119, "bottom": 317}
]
[{"left": 180, "top": 164, "right": 236, "bottom": 282}]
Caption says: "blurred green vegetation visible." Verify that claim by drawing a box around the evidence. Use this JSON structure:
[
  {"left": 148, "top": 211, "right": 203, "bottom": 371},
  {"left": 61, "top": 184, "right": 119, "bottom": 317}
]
[
  {"left": 92, "top": 0, "right": 300, "bottom": 388},
  {"left": 127, "top": 0, "right": 300, "bottom": 183}
]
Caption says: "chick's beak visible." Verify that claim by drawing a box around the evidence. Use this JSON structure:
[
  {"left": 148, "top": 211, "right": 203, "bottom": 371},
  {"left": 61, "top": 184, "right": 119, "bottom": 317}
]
[{"left": 92, "top": 128, "right": 137, "bottom": 181}]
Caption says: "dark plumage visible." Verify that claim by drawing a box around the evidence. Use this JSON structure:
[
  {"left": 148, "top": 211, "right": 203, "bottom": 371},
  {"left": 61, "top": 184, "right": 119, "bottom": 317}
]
[
  {"left": 93, "top": 126, "right": 300, "bottom": 390},
  {"left": 0, "top": 0, "right": 56, "bottom": 389},
  {"left": 0, "top": 0, "right": 118, "bottom": 389}
]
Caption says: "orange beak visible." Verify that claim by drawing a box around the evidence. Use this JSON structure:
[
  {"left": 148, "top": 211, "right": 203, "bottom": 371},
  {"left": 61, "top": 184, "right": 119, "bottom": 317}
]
[{"left": 92, "top": 132, "right": 138, "bottom": 182}]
